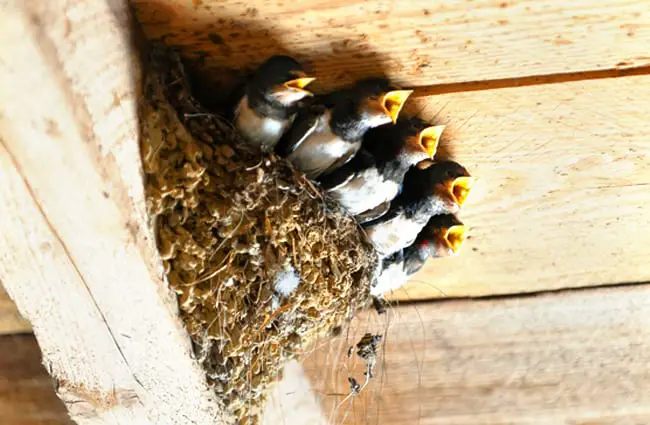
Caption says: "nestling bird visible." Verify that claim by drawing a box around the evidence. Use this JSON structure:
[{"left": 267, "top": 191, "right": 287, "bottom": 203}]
[
  {"left": 363, "top": 160, "right": 473, "bottom": 257},
  {"left": 232, "top": 55, "right": 315, "bottom": 152},
  {"left": 319, "top": 117, "right": 445, "bottom": 221},
  {"left": 370, "top": 214, "right": 468, "bottom": 296},
  {"left": 275, "top": 78, "right": 412, "bottom": 179}
]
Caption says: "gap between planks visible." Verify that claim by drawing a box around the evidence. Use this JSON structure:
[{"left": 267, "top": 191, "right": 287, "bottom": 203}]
[
  {"left": 409, "top": 63, "right": 650, "bottom": 96},
  {"left": 392, "top": 279, "right": 650, "bottom": 306}
]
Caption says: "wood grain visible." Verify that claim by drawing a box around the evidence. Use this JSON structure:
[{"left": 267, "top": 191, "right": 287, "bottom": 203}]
[
  {"left": 305, "top": 285, "right": 650, "bottom": 425},
  {"left": 388, "top": 74, "right": 650, "bottom": 300},
  {"left": 0, "top": 286, "right": 30, "bottom": 335},
  {"left": 131, "top": 0, "right": 650, "bottom": 96},
  {"left": 0, "top": 335, "right": 73, "bottom": 425},
  {"left": 0, "top": 334, "right": 325, "bottom": 425},
  {"left": 0, "top": 1, "right": 228, "bottom": 424}
]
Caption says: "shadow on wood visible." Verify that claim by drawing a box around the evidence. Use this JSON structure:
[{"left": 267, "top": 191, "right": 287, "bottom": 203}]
[{"left": 132, "top": 0, "right": 392, "bottom": 109}]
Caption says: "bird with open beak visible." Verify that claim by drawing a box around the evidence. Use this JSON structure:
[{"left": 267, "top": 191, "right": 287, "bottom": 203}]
[
  {"left": 319, "top": 116, "right": 445, "bottom": 222},
  {"left": 363, "top": 160, "right": 473, "bottom": 257},
  {"left": 275, "top": 78, "right": 412, "bottom": 179},
  {"left": 370, "top": 214, "right": 468, "bottom": 296},
  {"left": 232, "top": 55, "right": 315, "bottom": 153}
]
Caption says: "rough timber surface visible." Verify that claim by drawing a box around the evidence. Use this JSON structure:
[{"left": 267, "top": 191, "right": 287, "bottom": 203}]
[
  {"left": 0, "top": 1, "right": 228, "bottom": 424},
  {"left": 131, "top": 0, "right": 650, "bottom": 93},
  {"left": 304, "top": 284, "right": 650, "bottom": 425},
  {"left": 392, "top": 75, "right": 650, "bottom": 300},
  {"left": 0, "top": 334, "right": 327, "bottom": 425}
]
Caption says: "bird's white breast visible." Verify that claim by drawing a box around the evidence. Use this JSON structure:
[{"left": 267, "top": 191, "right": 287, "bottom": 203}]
[
  {"left": 365, "top": 215, "right": 425, "bottom": 257},
  {"left": 370, "top": 261, "right": 409, "bottom": 296},
  {"left": 235, "top": 96, "right": 289, "bottom": 151},
  {"left": 329, "top": 170, "right": 400, "bottom": 216}
]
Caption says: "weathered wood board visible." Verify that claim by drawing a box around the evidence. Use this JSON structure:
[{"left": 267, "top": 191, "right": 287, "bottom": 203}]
[
  {"left": 394, "top": 75, "right": 650, "bottom": 300},
  {"left": 0, "top": 1, "right": 228, "bottom": 424},
  {"left": 132, "top": 0, "right": 650, "bottom": 93},
  {"left": 305, "top": 285, "right": 650, "bottom": 425},
  {"left": 0, "top": 334, "right": 327, "bottom": 425}
]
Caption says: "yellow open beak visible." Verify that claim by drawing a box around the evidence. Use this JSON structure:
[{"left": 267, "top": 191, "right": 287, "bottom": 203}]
[
  {"left": 444, "top": 225, "right": 468, "bottom": 254},
  {"left": 418, "top": 125, "right": 445, "bottom": 158},
  {"left": 381, "top": 90, "right": 413, "bottom": 124},
  {"left": 284, "top": 77, "right": 316, "bottom": 94},
  {"left": 446, "top": 176, "right": 473, "bottom": 207}
]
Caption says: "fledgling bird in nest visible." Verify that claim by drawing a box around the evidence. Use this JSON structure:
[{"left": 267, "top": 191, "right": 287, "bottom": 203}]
[
  {"left": 231, "top": 55, "right": 315, "bottom": 153},
  {"left": 371, "top": 214, "right": 468, "bottom": 296},
  {"left": 319, "top": 116, "right": 445, "bottom": 222},
  {"left": 363, "top": 160, "right": 473, "bottom": 257},
  {"left": 275, "top": 78, "right": 412, "bottom": 179}
]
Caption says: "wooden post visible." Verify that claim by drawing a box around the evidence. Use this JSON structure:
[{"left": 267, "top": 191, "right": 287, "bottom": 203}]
[{"left": 0, "top": 1, "right": 228, "bottom": 424}]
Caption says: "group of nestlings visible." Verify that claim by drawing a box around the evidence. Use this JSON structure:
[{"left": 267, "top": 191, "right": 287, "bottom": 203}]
[{"left": 227, "top": 55, "right": 473, "bottom": 297}]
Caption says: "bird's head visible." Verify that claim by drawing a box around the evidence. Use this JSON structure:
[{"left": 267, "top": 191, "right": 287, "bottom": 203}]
[
  {"left": 353, "top": 78, "right": 412, "bottom": 127},
  {"left": 419, "top": 214, "right": 468, "bottom": 258},
  {"left": 401, "top": 123, "right": 445, "bottom": 163},
  {"left": 253, "top": 56, "right": 315, "bottom": 106},
  {"left": 419, "top": 160, "right": 474, "bottom": 212}
]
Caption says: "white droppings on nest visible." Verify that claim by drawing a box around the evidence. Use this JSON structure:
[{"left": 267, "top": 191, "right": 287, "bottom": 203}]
[{"left": 273, "top": 263, "right": 301, "bottom": 298}]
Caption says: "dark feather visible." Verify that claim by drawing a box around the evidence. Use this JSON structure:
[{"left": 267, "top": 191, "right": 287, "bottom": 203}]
[
  {"left": 318, "top": 149, "right": 374, "bottom": 190},
  {"left": 274, "top": 105, "right": 323, "bottom": 157}
]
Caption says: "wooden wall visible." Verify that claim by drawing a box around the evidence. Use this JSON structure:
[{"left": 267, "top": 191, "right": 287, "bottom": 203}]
[
  {"left": 2, "top": 0, "right": 650, "bottom": 424},
  {"left": 130, "top": 0, "right": 650, "bottom": 300}
]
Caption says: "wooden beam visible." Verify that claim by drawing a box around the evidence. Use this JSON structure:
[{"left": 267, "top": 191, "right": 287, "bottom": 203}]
[
  {"left": 0, "top": 1, "right": 227, "bottom": 424},
  {"left": 305, "top": 284, "right": 650, "bottom": 425},
  {"left": 131, "top": 0, "right": 650, "bottom": 92},
  {"left": 392, "top": 74, "right": 650, "bottom": 300}
]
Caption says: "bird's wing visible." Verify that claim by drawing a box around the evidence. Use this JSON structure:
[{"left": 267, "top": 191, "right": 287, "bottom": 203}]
[
  {"left": 319, "top": 149, "right": 376, "bottom": 190},
  {"left": 321, "top": 141, "right": 362, "bottom": 177},
  {"left": 355, "top": 200, "right": 391, "bottom": 224},
  {"left": 362, "top": 203, "right": 403, "bottom": 228},
  {"left": 275, "top": 106, "right": 323, "bottom": 157},
  {"left": 224, "top": 80, "right": 248, "bottom": 122}
]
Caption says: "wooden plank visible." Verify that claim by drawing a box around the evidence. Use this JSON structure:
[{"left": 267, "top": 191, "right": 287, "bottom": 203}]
[
  {"left": 304, "top": 285, "right": 650, "bottom": 425},
  {"left": 386, "top": 74, "right": 650, "bottom": 300},
  {"left": 0, "top": 334, "right": 325, "bottom": 425},
  {"left": 0, "top": 286, "right": 30, "bottom": 335},
  {"left": 0, "top": 335, "right": 73, "bottom": 425},
  {"left": 0, "top": 1, "right": 228, "bottom": 424},
  {"left": 131, "top": 0, "right": 650, "bottom": 93}
]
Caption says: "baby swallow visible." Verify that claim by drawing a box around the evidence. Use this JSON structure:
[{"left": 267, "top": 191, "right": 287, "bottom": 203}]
[
  {"left": 401, "top": 160, "right": 473, "bottom": 210},
  {"left": 319, "top": 117, "right": 444, "bottom": 221},
  {"left": 232, "top": 55, "right": 315, "bottom": 152},
  {"left": 275, "top": 78, "right": 412, "bottom": 179},
  {"left": 370, "top": 214, "right": 467, "bottom": 296},
  {"left": 362, "top": 160, "right": 473, "bottom": 257}
]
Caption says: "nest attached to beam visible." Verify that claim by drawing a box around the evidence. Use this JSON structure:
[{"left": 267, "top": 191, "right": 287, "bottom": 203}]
[{"left": 139, "top": 45, "right": 377, "bottom": 423}]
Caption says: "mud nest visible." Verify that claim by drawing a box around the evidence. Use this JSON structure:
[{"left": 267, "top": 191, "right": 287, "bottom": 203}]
[{"left": 139, "top": 45, "right": 377, "bottom": 423}]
